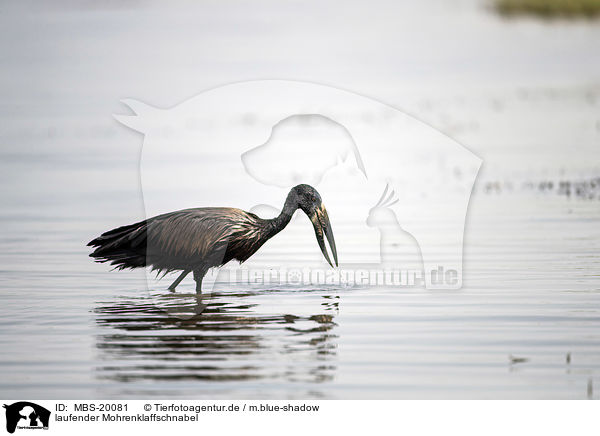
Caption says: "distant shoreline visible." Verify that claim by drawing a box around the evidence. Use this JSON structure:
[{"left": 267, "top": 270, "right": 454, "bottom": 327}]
[{"left": 495, "top": 0, "right": 600, "bottom": 18}]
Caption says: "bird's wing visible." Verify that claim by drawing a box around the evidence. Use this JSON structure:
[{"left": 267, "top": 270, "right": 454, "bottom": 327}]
[
  {"left": 88, "top": 207, "right": 262, "bottom": 273},
  {"left": 146, "top": 207, "right": 258, "bottom": 267}
]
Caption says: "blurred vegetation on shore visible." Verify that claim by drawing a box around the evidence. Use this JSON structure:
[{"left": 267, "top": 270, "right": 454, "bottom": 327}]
[{"left": 496, "top": 0, "right": 600, "bottom": 17}]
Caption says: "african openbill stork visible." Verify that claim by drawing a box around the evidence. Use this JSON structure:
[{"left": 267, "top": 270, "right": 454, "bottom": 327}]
[{"left": 88, "top": 184, "right": 338, "bottom": 293}]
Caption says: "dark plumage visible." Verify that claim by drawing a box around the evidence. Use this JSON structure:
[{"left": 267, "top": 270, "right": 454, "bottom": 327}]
[{"left": 88, "top": 184, "right": 338, "bottom": 293}]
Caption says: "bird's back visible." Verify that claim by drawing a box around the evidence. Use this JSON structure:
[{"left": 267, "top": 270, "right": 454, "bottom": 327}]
[{"left": 88, "top": 206, "right": 268, "bottom": 273}]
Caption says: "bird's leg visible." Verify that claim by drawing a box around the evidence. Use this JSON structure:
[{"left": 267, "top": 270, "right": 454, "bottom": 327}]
[
  {"left": 168, "top": 269, "right": 190, "bottom": 291},
  {"left": 193, "top": 268, "right": 206, "bottom": 294}
]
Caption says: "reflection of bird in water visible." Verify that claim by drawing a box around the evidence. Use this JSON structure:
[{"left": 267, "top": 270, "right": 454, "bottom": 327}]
[
  {"left": 366, "top": 184, "right": 423, "bottom": 271},
  {"left": 88, "top": 184, "right": 338, "bottom": 293},
  {"left": 94, "top": 290, "right": 339, "bottom": 386}
]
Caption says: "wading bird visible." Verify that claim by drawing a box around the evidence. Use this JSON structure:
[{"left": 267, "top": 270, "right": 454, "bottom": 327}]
[{"left": 88, "top": 184, "right": 338, "bottom": 293}]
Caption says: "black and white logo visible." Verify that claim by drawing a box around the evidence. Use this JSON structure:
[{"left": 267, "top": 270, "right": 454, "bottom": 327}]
[{"left": 3, "top": 402, "right": 50, "bottom": 434}]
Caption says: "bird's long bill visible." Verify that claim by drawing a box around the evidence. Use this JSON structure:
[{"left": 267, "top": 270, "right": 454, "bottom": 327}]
[{"left": 310, "top": 204, "right": 338, "bottom": 268}]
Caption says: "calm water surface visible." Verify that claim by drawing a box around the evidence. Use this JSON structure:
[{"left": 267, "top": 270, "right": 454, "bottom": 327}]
[
  {"left": 1, "top": 0, "right": 599, "bottom": 399},
  {"left": 0, "top": 190, "right": 599, "bottom": 399}
]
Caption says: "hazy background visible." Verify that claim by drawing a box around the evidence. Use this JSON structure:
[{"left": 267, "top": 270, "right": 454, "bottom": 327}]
[{"left": 0, "top": 0, "right": 599, "bottom": 399}]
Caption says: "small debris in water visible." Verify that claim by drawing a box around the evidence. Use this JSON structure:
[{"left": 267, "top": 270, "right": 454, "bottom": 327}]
[
  {"left": 509, "top": 354, "right": 529, "bottom": 364},
  {"left": 587, "top": 378, "right": 593, "bottom": 399},
  {"left": 566, "top": 352, "right": 571, "bottom": 364},
  {"left": 479, "top": 176, "right": 600, "bottom": 200}
]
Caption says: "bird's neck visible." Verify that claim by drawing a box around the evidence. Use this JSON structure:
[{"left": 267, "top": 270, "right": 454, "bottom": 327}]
[{"left": 268, "top": 194, "right": 298, "bottom": 236}]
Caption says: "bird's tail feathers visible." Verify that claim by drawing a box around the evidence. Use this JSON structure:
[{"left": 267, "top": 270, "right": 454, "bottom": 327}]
[{"left": 87, "top": 220, "right": 148, "bottom": 270}]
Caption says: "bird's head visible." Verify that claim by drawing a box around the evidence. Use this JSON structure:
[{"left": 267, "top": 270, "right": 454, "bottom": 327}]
[{"left": 290, "top": 184, "right": 338, "bottom": 268}]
